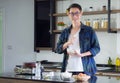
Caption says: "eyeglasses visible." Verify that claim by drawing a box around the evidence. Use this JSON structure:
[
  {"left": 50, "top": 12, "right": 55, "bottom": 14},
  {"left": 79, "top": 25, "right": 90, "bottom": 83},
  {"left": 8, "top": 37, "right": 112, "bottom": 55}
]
[{"left": 69, "top": 11, "right": 81, "bottom": 16}]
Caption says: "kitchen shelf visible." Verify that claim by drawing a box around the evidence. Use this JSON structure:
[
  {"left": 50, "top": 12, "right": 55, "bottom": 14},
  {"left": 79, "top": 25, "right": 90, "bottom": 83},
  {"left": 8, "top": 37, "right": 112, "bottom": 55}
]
[
  {"left": 52, "top": 28, "right": 120, "bottom": 34},
  {"left": 53, "top": 9, "right": 120, "bottom": 17},
  {"left": 52, "top": 28, "right": 119, "bottom": 34}
]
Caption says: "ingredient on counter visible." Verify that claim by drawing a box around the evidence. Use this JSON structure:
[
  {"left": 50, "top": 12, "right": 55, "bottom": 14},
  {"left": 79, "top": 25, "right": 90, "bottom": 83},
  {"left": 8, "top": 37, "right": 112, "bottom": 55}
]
[
  {"left": 116, "top": 77, "right": 120, "bottom": 80},
  {"left": 42, "top": 71, "right": 54, "bottom": 80},
  {"left": 116, "top": 57, "right": 120, "bottom": 67},
  {"left": 72, "top": 73, "right": 90, "bottom": 81},
  {"left": 14, "top": 66, "right": 31, "bottom": 74},
  {"left": 61, "top": 72, "right": 72, "bottom": 81},
  {"left": 115, "top": 57, "right": 120, "bottom": 71},
  {"left": 108, "top": 57, "right": 112, "bottom": 65}
]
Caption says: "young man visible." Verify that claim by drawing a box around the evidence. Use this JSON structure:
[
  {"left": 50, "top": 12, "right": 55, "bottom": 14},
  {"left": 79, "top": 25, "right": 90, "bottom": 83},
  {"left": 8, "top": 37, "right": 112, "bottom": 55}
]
[{"left": 55, "top": 3, "right": 100, "bottom": 76}]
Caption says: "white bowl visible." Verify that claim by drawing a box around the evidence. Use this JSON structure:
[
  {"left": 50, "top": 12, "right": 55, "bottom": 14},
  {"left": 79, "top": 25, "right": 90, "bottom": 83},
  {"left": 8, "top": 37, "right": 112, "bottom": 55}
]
[
  {"left": 67, "top": 48, "right": 75, "bottom": 54},
  {"left": 60, "top": 72, "right": 72, "bottom": 80}
]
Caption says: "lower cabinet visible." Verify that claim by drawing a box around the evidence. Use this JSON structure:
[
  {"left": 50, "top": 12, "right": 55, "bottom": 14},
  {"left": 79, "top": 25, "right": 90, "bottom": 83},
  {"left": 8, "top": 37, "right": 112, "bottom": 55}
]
[{"left": 0, "top": 78, "right": 48, "bottom": 83}]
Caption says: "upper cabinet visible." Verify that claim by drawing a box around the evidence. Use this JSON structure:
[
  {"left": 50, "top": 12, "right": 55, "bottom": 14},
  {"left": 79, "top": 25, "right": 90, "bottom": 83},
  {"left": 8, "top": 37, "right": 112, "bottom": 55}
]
[{"left": 34, "top": 0, "right": 52, "bottom": 52}]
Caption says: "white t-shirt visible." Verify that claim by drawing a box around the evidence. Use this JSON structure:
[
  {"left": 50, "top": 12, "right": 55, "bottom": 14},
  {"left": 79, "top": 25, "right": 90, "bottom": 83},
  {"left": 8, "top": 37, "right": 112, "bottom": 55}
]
[{"left": 66, "top": 29, "right": 84, "bottom": 72}]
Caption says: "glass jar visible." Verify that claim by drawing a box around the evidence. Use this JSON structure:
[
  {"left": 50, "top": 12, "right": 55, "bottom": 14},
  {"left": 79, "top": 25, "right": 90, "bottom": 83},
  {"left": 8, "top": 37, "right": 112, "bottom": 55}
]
[
  {"left": 104, "top": 18, "right": 108, "bottom": 29},
  {"left": 93, "top": 19, "right": 99, "bottom": 29},
  {"left": 101, "top": 18, "right": 108, "bottom": 28},
  {"left": 86, "top": 19, "right": 91, "bottom": 26}
]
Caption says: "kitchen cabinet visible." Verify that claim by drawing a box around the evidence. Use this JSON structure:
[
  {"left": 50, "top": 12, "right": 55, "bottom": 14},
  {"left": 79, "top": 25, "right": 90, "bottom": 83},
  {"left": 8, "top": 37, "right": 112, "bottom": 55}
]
[
  {"left": 34, "top": 0, "right": 52, "bottom": 52},
  {"left": 0, "top": 78, "right": 47, "bottom": 83},
  {"left": 50, "top": 0, "right": 120, "bottom": 51}
]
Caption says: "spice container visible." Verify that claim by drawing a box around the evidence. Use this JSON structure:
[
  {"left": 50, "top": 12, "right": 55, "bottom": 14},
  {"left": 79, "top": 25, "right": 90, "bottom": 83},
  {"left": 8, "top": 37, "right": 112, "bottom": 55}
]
[
  {"left": 102, "top": 6, "right": 106, "bottom": 11},
  {"left": 93, "top": 19, "right": 99, "bottom": 29},
  {"left": 101, "top": 18, "right": 108, "bottom": 29},
  {"left": 85, "top": 19, "right": 91, "bottom": 26},
  {"left": 89, "top": 7, "right": 93, "bottom": 11}
]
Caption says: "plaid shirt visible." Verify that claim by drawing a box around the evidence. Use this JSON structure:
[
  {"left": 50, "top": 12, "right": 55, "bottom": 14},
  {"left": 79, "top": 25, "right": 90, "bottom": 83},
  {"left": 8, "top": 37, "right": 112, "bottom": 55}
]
[{"left": 55, "top": 23, "right": 100, "bottom": 76}]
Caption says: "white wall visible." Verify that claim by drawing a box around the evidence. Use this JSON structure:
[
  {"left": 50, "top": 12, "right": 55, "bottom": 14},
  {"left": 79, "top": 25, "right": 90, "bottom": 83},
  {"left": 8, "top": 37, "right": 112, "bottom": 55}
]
[
  {"left": 0, "top": 0, "right": 36, "bottom": 73},
  {"left": 117, "top": 32, "right": 120, "bottom": 54}
]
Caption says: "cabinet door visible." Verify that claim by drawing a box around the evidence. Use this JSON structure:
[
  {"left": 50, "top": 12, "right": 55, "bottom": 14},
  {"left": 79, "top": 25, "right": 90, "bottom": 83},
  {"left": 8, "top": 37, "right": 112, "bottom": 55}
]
[{"left": 34, "top": 0, "right": 51, "bottom": 52}]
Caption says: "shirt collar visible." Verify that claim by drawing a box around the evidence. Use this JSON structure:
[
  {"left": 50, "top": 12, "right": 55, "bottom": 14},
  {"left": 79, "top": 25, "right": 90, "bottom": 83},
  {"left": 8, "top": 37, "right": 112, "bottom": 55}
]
[{"left": 68, "top": 22, "right": 85, "bottom": 31}]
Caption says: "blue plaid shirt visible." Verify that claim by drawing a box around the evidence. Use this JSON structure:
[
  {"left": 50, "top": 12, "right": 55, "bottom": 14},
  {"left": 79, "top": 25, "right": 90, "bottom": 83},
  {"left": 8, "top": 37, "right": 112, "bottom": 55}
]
[{"left": 55, "top": 23, "right": 100, "bottom": 76}]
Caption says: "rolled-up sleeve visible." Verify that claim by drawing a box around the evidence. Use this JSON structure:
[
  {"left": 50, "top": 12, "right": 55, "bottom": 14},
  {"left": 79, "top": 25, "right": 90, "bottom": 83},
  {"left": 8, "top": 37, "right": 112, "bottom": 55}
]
[
  {"left": 89, "top": 30, "right": 100, "bottom": 57},
  {"left": 55, "top": 30, "right": 69, "bottom": 54}
]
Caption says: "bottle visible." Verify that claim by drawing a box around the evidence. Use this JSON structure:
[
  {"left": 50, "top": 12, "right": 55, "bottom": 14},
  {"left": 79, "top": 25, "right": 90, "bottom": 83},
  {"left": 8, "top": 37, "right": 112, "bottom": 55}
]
[
  {"left": 115, "top": 57, "right": 120, "bottom": 71},
  {"left": 35, "top": 61, "right": 41, "bottom": 78},
  {"left": 108, "top": 57, "right": 112, "bottom": 66},
  {"left": 32, "top": 66, "right": 36, "bottom": 75},
  {"left": 40, "top": 65, "right": 44, "bottom": 79}
]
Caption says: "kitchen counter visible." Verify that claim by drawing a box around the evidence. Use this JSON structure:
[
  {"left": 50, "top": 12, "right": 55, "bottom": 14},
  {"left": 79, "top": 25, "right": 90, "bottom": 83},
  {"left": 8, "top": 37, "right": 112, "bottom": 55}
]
[
  {"left": 0, "top": 73, "right": 120, "bottom": 83},
  {"left": 41, "top": 62, "right": 120, "bottom": 72},
  {"left": 41, "top": 61, "right": 62, "bottom": 71},
  {"left": 8, "top": 62, "right": 120, "bottom": 83}
]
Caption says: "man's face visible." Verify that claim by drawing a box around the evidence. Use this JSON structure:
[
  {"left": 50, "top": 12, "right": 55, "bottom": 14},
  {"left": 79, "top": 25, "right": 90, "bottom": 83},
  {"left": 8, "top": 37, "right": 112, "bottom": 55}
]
[{"left": 68, "top": 8, "right": 82, "bottom": 24}]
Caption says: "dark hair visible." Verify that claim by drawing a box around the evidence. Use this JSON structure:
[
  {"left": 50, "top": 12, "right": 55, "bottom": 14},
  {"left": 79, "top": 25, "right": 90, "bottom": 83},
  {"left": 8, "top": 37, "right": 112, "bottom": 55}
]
[{"left": 67, "top": 3, "right": 82, "bottom": 12}]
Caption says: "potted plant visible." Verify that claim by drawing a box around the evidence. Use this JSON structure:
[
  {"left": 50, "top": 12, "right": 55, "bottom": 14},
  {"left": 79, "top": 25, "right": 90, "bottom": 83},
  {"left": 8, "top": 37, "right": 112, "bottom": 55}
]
[{"left": 57, "top": 21, "right": 66, "bottom": 30}]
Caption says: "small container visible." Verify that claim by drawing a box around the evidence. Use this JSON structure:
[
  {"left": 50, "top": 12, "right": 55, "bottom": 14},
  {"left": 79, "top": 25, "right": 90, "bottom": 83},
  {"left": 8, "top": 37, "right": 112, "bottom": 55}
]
[
  {"left": 89, "top": 7, "right": 93, "bottom": 11},
  {"left": 108, "top": 57, "right": 112, "bottom": 65},
  {"left": 101, "top": 18, "right": 108, "bottom": 29},
  {"left": 102, "top": 6, "right": 106, "bottom": 11},
  {"left": 115, "top": 57, "right": 120, "bottom": 72},
  {"left": 85, "top": 19, "right": 91, "bottom": 26},
  {"left": 93, "top": 19, "right": 99, "bottom": 29}
]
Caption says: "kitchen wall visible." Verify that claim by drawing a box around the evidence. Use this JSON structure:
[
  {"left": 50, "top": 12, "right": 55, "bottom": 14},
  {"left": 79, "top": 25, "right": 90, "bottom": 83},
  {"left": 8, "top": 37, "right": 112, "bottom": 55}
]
[
  {"left": 0, "top": 0, "right": 36, "bottom": 73},
  {"left": 117, "top": 31, "right": 120, "bottom": 54},
  {"left": 0, "top": 0, "right": 119, "bottom": 73}
]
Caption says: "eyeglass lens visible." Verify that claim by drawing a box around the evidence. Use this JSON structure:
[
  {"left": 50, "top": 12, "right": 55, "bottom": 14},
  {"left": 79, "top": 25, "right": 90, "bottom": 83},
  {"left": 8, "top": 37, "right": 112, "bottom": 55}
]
[{"left": 69, "top": 11, "right": 80, "bottom": 16}]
